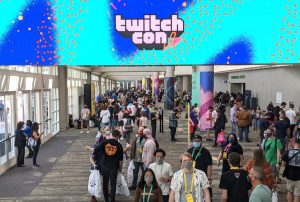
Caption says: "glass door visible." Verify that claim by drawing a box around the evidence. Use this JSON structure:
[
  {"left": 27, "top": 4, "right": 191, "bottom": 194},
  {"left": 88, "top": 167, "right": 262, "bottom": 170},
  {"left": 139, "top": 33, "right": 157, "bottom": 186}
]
[
  {"left": 0, "top": 94, "right": 16, "bottom": 165},
  {"left": 30, "top": 91, "right": 41, "bottom": 123},
  {"left": 42, "top": 91, "right": 51, "bottom": 136}
]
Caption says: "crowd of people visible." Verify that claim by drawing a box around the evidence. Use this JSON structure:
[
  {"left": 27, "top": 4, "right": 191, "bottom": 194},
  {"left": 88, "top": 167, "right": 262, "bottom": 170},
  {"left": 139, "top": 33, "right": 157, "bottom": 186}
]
[{"left": 13, "top": 87, "right": 300, "bottom": 202}]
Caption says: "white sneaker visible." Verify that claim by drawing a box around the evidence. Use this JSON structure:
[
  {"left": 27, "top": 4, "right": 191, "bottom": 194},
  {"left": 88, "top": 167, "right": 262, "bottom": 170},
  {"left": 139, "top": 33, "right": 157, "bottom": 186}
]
[
  {"left": 80, "top": 131, "right": 84, "bottom": 134},
  {"left": 87, "top": 131, "right": 90, "bottom": 134}
]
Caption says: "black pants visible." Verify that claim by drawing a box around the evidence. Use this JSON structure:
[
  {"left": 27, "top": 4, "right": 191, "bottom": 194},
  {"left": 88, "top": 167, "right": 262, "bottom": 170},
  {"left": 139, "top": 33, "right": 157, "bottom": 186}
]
[
  {"left": 130, "top": 116, "right": 136, "bottom": 124},
  {"left": 151, "top": 123, "right": 157, "bottom": 139},
  {"left": 26, "top": 145, "right": 33, "bottom": 157},
  {"left": 214, "top": 128, "right": 222, "bottom": 144},
  {"left": 163, "top": 195, "right": 169, "bottom": 202},
  {"left": 132, "top": 161, "right": 144, "bottom": 187},
  {"left": 17, "top": 146, "right": 25, "bottom": 166},
  {"left": 290, "top": 124, "right": 295, "bottom": 138},
  {"left": 170, "top": 127, "right": 176, "bottom": 140},
  {"left": 102, "top": 169, "right": 118, "bottom": 202},
  {"left": 32, "top": 145, "right": 40, "bottom": 165}
]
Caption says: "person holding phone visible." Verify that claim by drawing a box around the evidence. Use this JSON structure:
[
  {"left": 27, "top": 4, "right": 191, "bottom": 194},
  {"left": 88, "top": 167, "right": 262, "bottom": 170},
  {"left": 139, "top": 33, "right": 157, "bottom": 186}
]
[{"left": 31, "top": 122, "right": 43, "bottom": 169}]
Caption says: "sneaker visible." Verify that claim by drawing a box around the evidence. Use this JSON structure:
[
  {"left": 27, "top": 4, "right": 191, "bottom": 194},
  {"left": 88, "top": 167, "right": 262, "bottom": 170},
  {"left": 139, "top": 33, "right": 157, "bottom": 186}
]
[
  {"left": 32, "top": 165, "right": 38, "bottom": 169},
  {"left": 87, "top": 131, "right": 90, "bottom": 134},
  {"left": 34, "top": 164, "right": 41, "bottom": 167},
  {"left": 80, "top": 131, "right": 84, "bottom": 134}
]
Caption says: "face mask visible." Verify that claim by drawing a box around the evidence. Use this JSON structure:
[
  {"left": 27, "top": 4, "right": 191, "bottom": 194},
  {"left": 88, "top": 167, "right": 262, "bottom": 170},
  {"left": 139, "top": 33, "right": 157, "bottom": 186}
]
[
  {"left": 182, "top": 161, "right": 193, "bottom": 170},
  {"left": 144, "top": 176, "right": 153, "bottom": 184},
  {"left": 228, "top": 138, "right": 234, "bottom": 143},
  {"left": 156, "top": 158, "right": 163, "bottom": 165},
  {"left": 193, "top": 142, "right": 201, "bottom": 148}
]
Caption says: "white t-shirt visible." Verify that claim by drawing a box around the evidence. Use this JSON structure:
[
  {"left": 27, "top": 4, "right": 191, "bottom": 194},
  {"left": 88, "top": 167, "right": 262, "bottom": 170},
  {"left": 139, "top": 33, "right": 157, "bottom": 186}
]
[
  {"left": 149, "top": 162, "right": 173, "bottom": 195},
  {"left": 286, "top": 109, "right": 296, "bottom": 125},
  {"left": 128, "top": 104, "right": 136, "bottom": 116},
  {"left": 100, "top": 110, "right": 110, "bottom": 123},
  {"left": 81, "top": 108, "right": 90, "bottom": 120},
  {"left": 139, "top": 117, "right": 148, "bottom": 127}
]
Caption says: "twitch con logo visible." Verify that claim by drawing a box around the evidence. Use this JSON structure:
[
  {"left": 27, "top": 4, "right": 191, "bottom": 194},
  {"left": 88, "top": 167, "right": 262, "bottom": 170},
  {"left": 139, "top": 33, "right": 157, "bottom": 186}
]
[{"left": 115, "top": 14, "right": 184, "bottom": 50}]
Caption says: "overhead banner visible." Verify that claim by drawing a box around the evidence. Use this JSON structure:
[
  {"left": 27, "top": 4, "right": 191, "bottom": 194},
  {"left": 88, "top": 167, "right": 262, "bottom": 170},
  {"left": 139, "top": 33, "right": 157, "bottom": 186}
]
[{"left": 0, "top": 0, "right": 299, "bottom": 65}]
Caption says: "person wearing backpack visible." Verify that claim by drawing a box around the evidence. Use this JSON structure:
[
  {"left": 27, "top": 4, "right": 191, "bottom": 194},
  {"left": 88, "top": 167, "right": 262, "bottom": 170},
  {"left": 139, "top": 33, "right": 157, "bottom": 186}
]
[
  {"left": 122, "top": 113, "right": 134, "bottom": 143},
  {"left": 23, "top": 120, "right": 33, "bottom": 158},
  {"left": 262, "top": 127, "right": 283, "bottom": 182},
  {"left": 281, "top": 133, "right": 300, "bottom": 202}
]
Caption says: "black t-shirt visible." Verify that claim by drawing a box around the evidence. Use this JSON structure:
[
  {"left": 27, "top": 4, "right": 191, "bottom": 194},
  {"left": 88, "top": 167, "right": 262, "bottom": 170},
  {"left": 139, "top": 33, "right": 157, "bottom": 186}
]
[
  {"left": 222, "top": 143, "right": 243, "bottom": 172},
  {"left": 219, "top": 169, "right": 252, "bottom": 202},
  {"left": 94, "top": 139, "right": 123, "bottom": 172},
  {"left": 259, "top": 118, "right": 270, "bottom": 134},
  {"left": 187, "top": 147, "right": 212, "bottom": 174},
  {"left": 274, "top": 120, "right": 290, "bottom": 139},
  {"left": 150, "top": 112, "right": 157, "bottom": 125},
  {"left": 282, "top": 149, "right": 300, "bottom": 181}
]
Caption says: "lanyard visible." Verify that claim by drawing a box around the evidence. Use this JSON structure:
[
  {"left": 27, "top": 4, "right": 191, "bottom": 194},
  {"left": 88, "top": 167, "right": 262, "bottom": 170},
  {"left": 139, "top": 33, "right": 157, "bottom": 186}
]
[
  {"left": 155, "top": 163, "right": 164, "bottom": 175},
  {"left": 192, "top": 147, "right": 203, "bottom": 161},
  {"left": 183, "top": 170, "right": 194, "bottom": 194},
  {"left": 143, "top": 185, "right": 153, "bottom": 202},
  {"left": 231, "top": 166, "right": 240, "bottom": 170}
]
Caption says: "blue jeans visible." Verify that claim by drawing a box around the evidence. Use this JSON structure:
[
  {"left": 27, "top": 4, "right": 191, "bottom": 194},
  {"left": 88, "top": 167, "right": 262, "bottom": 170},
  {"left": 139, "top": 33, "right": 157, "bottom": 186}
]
[
  {"left": 238, "top": 126, "right": 250, "bottom": 141},
  {"left": 231, "top": 122, "right": 237, "bottom": 135},
  {"left": 32, "top": 145, "right": 40, "bottom": 165}
]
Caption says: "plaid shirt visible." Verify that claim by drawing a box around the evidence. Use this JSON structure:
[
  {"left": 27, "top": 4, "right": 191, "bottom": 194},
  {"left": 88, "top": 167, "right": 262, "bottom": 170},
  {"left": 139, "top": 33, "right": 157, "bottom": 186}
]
[{"left": 169, "top": 113, "right": 178, "bottom": 128}]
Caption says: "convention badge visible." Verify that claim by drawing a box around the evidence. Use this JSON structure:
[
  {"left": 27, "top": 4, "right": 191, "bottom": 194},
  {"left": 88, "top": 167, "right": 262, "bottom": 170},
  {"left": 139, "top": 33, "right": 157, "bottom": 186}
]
[
  {"left": 193, "top": 161, "right": 196, "bottom": 168},
  {"left": 186, "top": 194, "right": 194, "bottom": 202},
  {"left": 223, "top": 152, "right": 228, "bottom": 159},
  {"left": 138, "top": 147, "right": 143, "bottom": 153}
]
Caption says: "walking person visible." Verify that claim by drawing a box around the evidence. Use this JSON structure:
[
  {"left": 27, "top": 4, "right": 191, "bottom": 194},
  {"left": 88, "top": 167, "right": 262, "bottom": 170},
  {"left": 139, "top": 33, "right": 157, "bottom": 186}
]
[
  {"left": 15, "top": 121, "right": 26, "bottom": 167},
  {"left": 149, "top": 149, "right": 173, "bottom": 202},
  {"left": 142, "top": 128, "right": 157, "bottom": 168},
  {"left": 100, "top": 105, "right": 111, "bottom": 129},
  {"left": 187, "top": 135, "right": 213, "bottom": 197},
  {"left": 169, "top": 110, "right": 179, "bottom": 142},
  {"left": 262, "top": 127, "right": 283, "bottom": 182},
  {"left": 252, "top": 106, "right": 262, "bottom": 133},
  {"left": 129, "top": 127, "right": 146, "bottom": 190},
  {"left": 189, "top": 106, "right": 199, "bottom": 139},
  {"left": 213, "top": 107, "right": 227, "bottom": 147},
  {"left": 81, "top": 104, "right": 91, "bottom": 134},
  {"left": 203, "top": 106, "right": 213, "bottom": 141},
  {"left": 24, "top": 120, "right": 33, "bottom": 158},
  {"left": 248, "top": 166, "right": 272, "bottom": 202},
  {"left": 151, "top": 107, "right": 159, "bottom": 139},
  {"left": 219, "top": 152, "right": 252, "bottom": 202},
  {"left": 236, "top": 106, "right": 252, "bottom": 142},
  {"left": 92, "top": 130, "right": 123, "bottom": 202},
  {"left": 31, "top": 122, "right": 43, "bottom": 169},
  {"left": 244, "top": 149, "right": 276, "bottom": 190},
  {"left": 217, "top": 133, "right": 244, "bottom": 173},
  {"left": 122, "top": 113, "right": 134, "bottom": 143},
  {"left": 134, "top": 168, "right": 163, "bottom": 202},
  {"left": 281, "top": 133, "right": 300, "bottom": 202},
  {"left": 230, "top": 103, "right": 238, "bottom": 135},
  {"left": 169, "top": 152, "right": 211, "bottom": 202}
]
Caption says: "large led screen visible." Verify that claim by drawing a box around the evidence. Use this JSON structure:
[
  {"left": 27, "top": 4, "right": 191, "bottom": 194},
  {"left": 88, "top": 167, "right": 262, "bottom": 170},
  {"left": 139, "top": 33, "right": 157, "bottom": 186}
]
[{"left": 0, "top": 0, "right": 299, "bottom": 65}]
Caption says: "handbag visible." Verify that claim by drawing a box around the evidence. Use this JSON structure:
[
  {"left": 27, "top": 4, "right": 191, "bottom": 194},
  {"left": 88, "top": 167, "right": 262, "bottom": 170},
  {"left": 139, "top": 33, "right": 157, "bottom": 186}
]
[
  {"left": 88, "top": 169, "right": 102, "bottom": 197},
  {"left": 116, "top": 172, "right": 130, "bottom": 196},
  {"left": 28, "top": 137, "right": 37, "bottom": 147},
  {"left": 216, "top": 131, "right": 225, "bottom": 143},
  {"left": 272, "top": 191, "right": 278, "bottom": 202}
]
